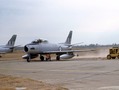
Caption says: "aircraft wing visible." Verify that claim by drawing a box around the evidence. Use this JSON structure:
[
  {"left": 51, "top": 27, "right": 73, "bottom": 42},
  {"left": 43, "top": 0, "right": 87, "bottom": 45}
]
[
  {"left": 0, "top": 52, "right": 6, "bottom": 54},
  {"left": 4, "top": 45, "right": 21, "bottom": 49},
  {"left": 42, "top": 49, "right": 95, "bottom": 54}
]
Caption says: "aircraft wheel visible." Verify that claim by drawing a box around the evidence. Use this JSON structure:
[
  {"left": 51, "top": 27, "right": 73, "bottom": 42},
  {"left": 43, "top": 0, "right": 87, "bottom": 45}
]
[
  {"left": 26, "top": 54, "right": 31, "bottom": 62},
  {"left": 46, "top": 57, "right": 51, "bottom": 61},
  {"left": 40, "top": 56, "right": 44, "bottom": 61},
  {"left": 56, "top": 55, "right": 60, "bottom": 60},
  {"left": 27, "top": 58, "right": 30, "bottom": 62},
  {"left": 46, "top": 58, "right": 48, "bottom": 61},
  {"left": 46, "top": 54, "right": 51, "bottom": 61}
]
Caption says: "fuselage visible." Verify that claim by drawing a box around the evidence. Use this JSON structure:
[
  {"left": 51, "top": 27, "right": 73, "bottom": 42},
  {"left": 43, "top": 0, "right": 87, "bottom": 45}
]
[
  {"left": 22, "top": 31, "right": 75, "bottom": 62},
  {"left": 24, "top": 42, "right": 71, "bottom": 54},
  {"left": 0, "top": 46, "right": 12, "bottom": 54}
]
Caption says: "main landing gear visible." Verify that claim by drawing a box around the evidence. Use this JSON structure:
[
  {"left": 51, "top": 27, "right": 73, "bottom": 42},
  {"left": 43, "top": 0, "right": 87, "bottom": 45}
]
[
  {"left": 56, "top": 55, "right": 60, "bottom": 60},
  {"left": 40, "top": 54, "right": 60, "bottom": 61},
  {"left": 40, "top": 54, "right": 51, "bottom": 61}
]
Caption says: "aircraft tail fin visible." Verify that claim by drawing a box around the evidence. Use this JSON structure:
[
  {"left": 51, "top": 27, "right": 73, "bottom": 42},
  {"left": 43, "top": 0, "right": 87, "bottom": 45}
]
[
  {"left": 6, "top": 35, "right": 17, "bottom": 46},
  {"left": 65, "top": 31, "right": 72, "bottom": 45}
]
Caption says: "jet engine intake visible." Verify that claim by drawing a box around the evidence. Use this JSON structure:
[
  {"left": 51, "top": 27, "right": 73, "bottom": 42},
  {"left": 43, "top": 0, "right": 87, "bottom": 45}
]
[
  {"left": 24, "top": 45, "right": 39, "bottom": 54},
  {"left": 24, "top": 45, "right": 28, "bottom": 52}
]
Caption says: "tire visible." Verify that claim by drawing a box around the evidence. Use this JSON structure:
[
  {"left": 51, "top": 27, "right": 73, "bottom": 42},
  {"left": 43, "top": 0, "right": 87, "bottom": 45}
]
[
  {"left": 46, "top": 57, "right": 51, "bottom": 61},
  {"left": 27, "top": 58, "right": 30, "bottom": 62},
  {"left": 117, "top": 55, "right": 119, "bottom": 59},
  {"left": 40, "top": 56, "right": 44, "bottom": 61},
  {"left": 107, "top": 55, "right": 111, "bottom": 60},
  {"left": 26, "top": 54, "right": 31, "bottom": 62},
  {"left": 46, "top": 58, "right": 48, "bottom": 61},
  {"left": 56, "top": 55, "right": 60, "bottom": 60}
]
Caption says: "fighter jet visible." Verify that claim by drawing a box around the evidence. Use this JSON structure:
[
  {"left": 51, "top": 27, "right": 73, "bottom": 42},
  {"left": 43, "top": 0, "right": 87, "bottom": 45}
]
[
  {"left": 0, "top": 35, "right": 17, "bottom": 57},
  {"left": 22, "top": 31, "right": 93, "bottom": 62}
]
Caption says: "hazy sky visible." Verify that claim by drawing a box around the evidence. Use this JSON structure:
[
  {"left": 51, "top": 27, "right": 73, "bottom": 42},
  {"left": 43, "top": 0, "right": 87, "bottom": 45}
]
[{"left": 0, "top": 0, "right": 119, "bottom": 45}]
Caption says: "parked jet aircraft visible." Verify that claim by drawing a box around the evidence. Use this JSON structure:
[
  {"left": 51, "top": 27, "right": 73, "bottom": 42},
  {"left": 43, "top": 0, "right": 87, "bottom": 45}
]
[
  {"left": 22, "top": 31, "right": 94, "bottom": 62},
  {"left": 0, "top": 35, "right": 17, "bottom": 57}
]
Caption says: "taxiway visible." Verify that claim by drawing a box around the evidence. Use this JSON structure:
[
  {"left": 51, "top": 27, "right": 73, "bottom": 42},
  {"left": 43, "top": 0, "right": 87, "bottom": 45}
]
[{"left": 0, "top": 59, "right": 119, "bottom": 90}]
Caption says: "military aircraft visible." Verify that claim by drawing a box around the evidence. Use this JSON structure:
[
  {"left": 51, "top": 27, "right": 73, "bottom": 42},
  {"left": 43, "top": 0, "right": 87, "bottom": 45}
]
[
  {"left": 22, "top": 31, "right": 93, "bottom": 62},
  {"left": 0, "top": 35, "right": 17, "bottom": 57}
]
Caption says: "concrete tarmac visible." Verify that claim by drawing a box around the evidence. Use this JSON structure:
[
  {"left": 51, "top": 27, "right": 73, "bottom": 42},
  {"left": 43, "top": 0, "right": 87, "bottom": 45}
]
[{"left": 0, "top": 59, "right": 119, "bottom": 90}]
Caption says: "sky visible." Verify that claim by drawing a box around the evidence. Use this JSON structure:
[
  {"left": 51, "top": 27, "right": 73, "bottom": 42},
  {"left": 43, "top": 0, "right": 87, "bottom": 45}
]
[{"left": 0, "top": 0, "right": 119, "bottom": 45}]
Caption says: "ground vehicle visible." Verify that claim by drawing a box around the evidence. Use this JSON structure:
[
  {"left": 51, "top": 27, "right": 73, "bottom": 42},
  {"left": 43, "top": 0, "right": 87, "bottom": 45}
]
[{"left": 107, "top": 47, "right": 119, "bottom": 59}]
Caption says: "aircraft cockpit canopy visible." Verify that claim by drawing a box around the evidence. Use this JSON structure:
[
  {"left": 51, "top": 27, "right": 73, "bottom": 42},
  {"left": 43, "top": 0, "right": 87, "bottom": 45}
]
[{"left": 31, "top": 39, "right": 48, "bottom": 44}]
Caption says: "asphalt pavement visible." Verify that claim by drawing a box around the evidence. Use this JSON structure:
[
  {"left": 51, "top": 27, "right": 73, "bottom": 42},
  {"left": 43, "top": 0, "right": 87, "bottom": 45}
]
[{"left": 0, "top": 59, "right": 119, "bottom": 90}]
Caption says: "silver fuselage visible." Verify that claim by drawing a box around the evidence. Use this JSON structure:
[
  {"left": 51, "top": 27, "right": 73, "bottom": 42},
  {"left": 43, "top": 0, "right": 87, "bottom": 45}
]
[
  {"left": 0, "top": 46, "right": 13, "bottom": 54},
  {"left": 24, "top": 42, "right": 70, "bottom": 54}
]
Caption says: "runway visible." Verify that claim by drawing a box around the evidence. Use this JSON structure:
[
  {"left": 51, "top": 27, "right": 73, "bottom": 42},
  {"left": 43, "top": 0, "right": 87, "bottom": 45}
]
[{"left": 0, "top": 59, "right": 119, "bottom": 90}]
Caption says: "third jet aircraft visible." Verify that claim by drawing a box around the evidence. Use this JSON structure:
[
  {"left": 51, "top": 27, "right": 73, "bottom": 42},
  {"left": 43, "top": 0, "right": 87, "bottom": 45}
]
[{"left": 0, "top": 35, "right": 17, "bottom": 57}]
